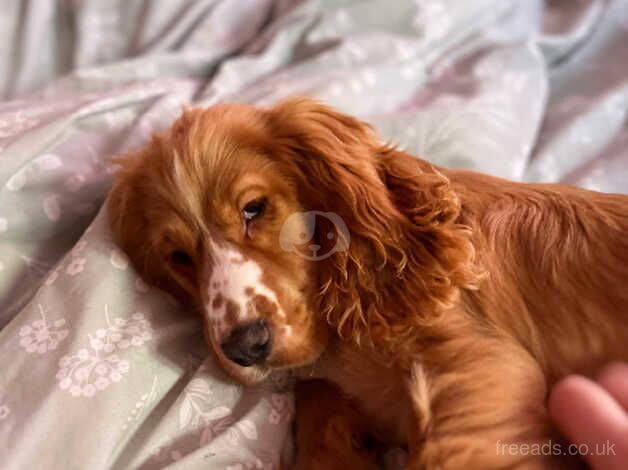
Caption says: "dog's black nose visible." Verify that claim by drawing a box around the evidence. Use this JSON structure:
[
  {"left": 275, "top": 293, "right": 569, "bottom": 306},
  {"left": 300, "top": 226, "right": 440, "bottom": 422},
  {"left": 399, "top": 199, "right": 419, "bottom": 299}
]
[{"left": 220, "top": 319, "right": 272, "bottom": 367}]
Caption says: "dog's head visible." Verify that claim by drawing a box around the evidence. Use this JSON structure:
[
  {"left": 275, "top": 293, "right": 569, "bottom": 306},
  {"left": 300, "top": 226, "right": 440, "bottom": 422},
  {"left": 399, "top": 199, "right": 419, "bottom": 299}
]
[{"left": 108, "top": 98, "right": 478, "bottom": 384}]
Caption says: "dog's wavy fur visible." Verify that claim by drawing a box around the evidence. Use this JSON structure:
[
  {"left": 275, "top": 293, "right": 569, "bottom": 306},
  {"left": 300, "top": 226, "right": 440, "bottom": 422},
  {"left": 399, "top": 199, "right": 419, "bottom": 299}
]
[{"left": 108, "top": 98, "right": 628, "bottom": 469}]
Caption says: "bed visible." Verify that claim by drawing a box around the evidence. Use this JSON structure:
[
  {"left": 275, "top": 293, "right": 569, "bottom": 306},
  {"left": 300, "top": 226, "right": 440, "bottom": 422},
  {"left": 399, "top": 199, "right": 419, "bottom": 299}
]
[{"left": 0, "top": 0, "right": 626, "bottom": 468}]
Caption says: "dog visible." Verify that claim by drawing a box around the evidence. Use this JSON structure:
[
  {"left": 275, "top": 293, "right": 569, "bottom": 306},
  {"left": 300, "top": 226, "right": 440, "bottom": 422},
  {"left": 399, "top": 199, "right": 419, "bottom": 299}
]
[{"left": 107, "top": 98, "right": 628, "bottom": 468}]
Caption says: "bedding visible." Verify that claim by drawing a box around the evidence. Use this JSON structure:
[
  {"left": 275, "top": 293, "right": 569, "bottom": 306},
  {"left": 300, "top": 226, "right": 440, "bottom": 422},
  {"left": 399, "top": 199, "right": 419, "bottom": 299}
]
[{"left": 0, "top": 0, "right": 627, "bottom": 468}]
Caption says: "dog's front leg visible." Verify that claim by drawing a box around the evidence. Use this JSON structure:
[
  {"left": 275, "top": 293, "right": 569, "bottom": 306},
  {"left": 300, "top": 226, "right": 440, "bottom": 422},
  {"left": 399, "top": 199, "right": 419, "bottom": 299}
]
[{"left": 405, "top": 339, "right": 583, "bottom": 470}]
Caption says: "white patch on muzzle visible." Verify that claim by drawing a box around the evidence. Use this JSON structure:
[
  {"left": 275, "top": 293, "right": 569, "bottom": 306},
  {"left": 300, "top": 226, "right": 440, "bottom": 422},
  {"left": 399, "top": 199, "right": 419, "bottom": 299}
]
[{"left": 205, "top": 241, "right": 284, "bottom": 340}]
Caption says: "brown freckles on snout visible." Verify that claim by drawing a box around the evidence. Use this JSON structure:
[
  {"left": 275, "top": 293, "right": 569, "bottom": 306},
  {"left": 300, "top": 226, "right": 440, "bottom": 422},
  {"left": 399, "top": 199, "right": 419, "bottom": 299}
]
[
  {"left": 243, "top": 292, "right": 278, "bottom": 323},
  {"left": 211, "top": 293, "right": 224, "bottom": 310},
  {"left": 225, "top": 299, "right": 241, "bottom": 326},
  {"left": 251, "top": 294, "right": 278, "bottom": 319}
]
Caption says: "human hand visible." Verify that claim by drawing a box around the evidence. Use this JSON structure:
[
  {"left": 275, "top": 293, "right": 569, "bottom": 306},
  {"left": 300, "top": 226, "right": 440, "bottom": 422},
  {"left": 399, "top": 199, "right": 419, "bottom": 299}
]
[{"left": 549, "top": 363, "right": 628, "bottom": 470}]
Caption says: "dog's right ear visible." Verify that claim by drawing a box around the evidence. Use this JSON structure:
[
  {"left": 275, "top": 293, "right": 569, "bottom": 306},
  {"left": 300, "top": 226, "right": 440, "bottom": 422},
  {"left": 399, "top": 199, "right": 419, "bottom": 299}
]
[
  {"left": 107, "top": 150, "right": 167, "bottom": 287},
  {"left": 107, "top": 153, "right": 149, "bottom": 269}
]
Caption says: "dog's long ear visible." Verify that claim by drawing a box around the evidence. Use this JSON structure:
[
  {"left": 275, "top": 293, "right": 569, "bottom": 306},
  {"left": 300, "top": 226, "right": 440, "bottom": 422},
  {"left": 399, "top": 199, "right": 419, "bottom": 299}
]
[
  {"left": 106, "top": 148, "right": 197, "bottom": 304},
  {"left": 107, "top": 152, "right": 157, "bottom": 281},
  {"left": 266, "top": 98, "right": 480, "bottom": 357}
]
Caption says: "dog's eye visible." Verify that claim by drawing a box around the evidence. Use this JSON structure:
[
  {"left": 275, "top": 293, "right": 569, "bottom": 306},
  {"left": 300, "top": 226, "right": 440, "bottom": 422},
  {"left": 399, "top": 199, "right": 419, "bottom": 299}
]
[
  {"left": 170, "top": 249, "right": 193, "bottom": 266},
  {"left": 243, "top": 198, "right": 266, "bottom": 222}
]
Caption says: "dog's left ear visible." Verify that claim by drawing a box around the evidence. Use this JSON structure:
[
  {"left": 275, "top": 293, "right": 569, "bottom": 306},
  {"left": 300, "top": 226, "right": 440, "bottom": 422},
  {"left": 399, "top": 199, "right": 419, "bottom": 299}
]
[
  {"left": 265, "top": 98, "right": 405, "bottom": 344},
  {"left": 265, "top": 98, "right": 480, "bottom": 356}
]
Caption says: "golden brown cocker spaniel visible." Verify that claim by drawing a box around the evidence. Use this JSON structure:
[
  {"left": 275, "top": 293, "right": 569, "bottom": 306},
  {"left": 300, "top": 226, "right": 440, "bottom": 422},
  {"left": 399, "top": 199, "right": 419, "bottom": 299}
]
[{"left": 107, "top": 98, "right": 628, "bottom": 469}]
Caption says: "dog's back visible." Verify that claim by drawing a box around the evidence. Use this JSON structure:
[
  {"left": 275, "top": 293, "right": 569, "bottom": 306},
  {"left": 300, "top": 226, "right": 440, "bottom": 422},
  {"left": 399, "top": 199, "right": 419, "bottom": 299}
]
[{"left": 449, "top": 168, "right": 628, "bottom": 382}]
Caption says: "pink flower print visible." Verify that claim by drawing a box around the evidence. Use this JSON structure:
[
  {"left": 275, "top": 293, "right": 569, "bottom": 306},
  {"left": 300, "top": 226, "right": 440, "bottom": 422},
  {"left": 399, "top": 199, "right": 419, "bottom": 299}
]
[
  {"left": 71, "top": 240, "right": 88, "bottom": 257},
  {"left": 55, "top": 308, "right": 153, "bottom": 397},
  {"left": 44, "top": 267, "right": 61, "bottom": 286},
  {"left": 66, "top": 257, "right": 86, "bottom": 276},
  {"left": 89, "top": 337, "right": 104, "bottom": 351},
  {"left": 268, "top": 409, "right": 281, "bottom": 424},
  {"left": 18, "top": 308, "right": 68, "bottom": 354},
  {"left": 95, "top": 377, "right": 110, "bottom": 390},
  {"left": 0, "top": 405, "right": 10, "bottom": 420},
  {"left": 95, "top": 363, "right": 109, "bottom": 376},
  {"left": 57, "top": 352, "right": 126, "bottom": 397},
  {"left": 75, "top": 367, "right": 89, "bottom": 381},
  {"left": 59, "top": 378, "right": 72, "bottom": 390},
  {"left": 77, "top": 348, "right": 90, "bottom": 360}
]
